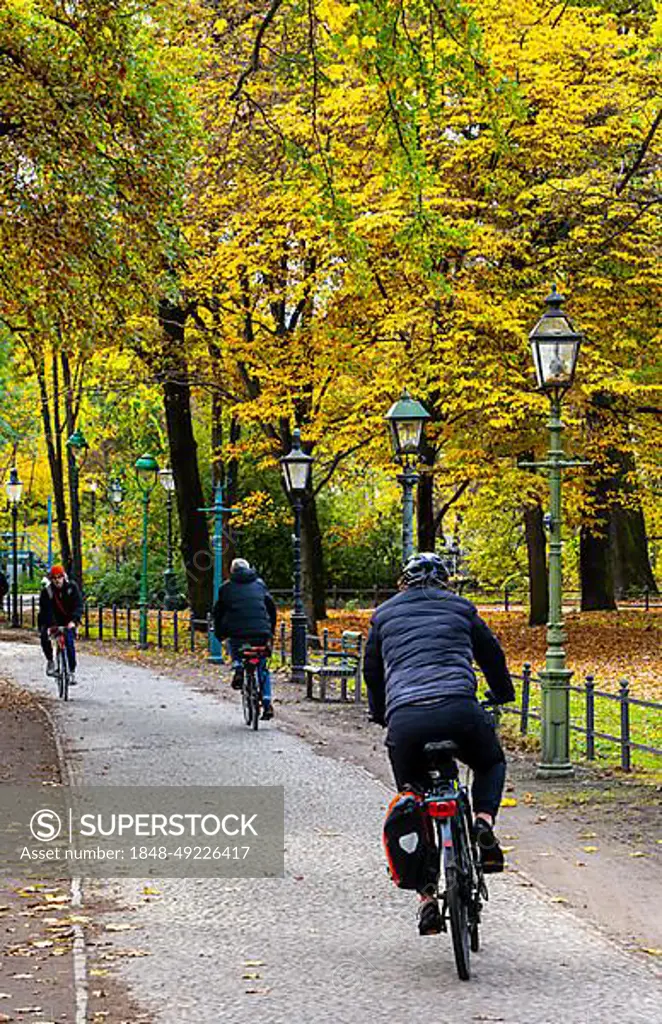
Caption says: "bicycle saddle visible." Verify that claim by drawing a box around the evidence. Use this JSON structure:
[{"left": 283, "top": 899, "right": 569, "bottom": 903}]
[{"left": 423, "top": 740, "right": 460, "bottom": 768}]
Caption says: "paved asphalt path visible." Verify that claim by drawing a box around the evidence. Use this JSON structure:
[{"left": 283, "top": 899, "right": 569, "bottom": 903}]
[{"left": 3, "top": 640, "right": 661, "bottom": 1024}]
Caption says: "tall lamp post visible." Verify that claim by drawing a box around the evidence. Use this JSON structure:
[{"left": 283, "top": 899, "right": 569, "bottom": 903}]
[
  {"left": 158, "top": 467, "right": 178, "bottom": 610},
  {"left": 5, "top": 468, "right": 23, "bottom": 628},
  {"left": 280, "top": 429, "right": 314, "bottom": 684},
  {"left": 523, "top": 285, "right": 584, "bottom": 777},
  {"left": 385, "top": 390, "right": 431, "bottom": 562},
  {"left": 66, "top": 427, "right": 89, "bottom": 586},
  {"left": 134, "top": 454, "right": 159, "bottom": 648},
  {"left": 108, "top": 478, "right": 124, "bottom": 571}
]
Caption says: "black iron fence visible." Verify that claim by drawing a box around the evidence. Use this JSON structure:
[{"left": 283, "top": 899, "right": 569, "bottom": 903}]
[
  {"left": 9, "top": 598, "right": 661, "bottom": 770},
  {"left": 269, "top": 585, "right": 661, "bottom": 611}
]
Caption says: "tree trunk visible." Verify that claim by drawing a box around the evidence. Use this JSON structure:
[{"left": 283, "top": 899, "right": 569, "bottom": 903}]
[
  {"left": 580, "top": 522, "right": 617, "bottom": 610},
  {"left": 160, "top": 300, "right": 213, "bottom": 620},
  {"left": 580, "top": 392, "right": 617, "bottom": 611},
  {"left": 608, "top": 448, "right": 658, "bottom": 597},
  {"left": 36, "top": 358, "right": 72, "bottom": 573},
  {"left": 61, "top": 352, "right": 83, "bottom": 589},
  {"left": 524, "top": 498, "right": 548, "bottom": 626},
  {"left": 300, "top": 492, "right": 326, "bottom": 630},
  {"left": 416, "top": 443, "right": 436, "bottom": 551}
]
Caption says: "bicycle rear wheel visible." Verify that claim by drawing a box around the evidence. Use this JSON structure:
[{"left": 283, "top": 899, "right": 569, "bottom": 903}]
[
  {"left": 242, "top": 667, "right": 259, "bottom": 730},
  {"left": 442, "top": 821, "right": 471, "bottom": 981}
]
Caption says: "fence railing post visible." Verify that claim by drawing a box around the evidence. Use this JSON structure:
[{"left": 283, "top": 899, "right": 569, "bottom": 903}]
[
  {"left": 354, "top": 634, "right": 364, "bottom": 704},
  {"left": 84, "top": 602, "right": 89, "bottom": 640},
  {"left": 127, "top": 607, "right": 132, "bottom": 643},
  {"left": 644, "top": 586, "right": 649, "bottom": 612},
  {"left": 373, "top": 584, "right": 379, "bottom": 608},
  {"left": 322, "top": 628, "right": 329, "bottom": 666},
  {"left": 31, "top": 595, "right": 36, "bottom": 628},
  {"left": 157, "top": 608, "right": 163, "bottom": 649},
  {"left": 332, "top": 584, "right": 338, "bottom": 609},
  {"left": 619, "top": 679, "right": 631, "bottom": 771},
  {"left": 504, "top": 586, "right": 509, "bottom": 612},
  {"left": 98, "top": 605, "right": 103, "bottom": 642},
  {"left": 173, "top": 609, "right": 179, "bottom": 652},
  {"left": 190, "top": 613, "right": 195, "bottom": 652},
  {"left": 585, "top": 675, "right": 595, "bottom": 760},
  {"left": 112, "top": 604, "right": 118, "bottom": 639},
  {"left": 279, "top": 620, "right": 286, "bottom": 663},
  {"left": 520, "top": 663, "right": 531, "bottom": 735}
]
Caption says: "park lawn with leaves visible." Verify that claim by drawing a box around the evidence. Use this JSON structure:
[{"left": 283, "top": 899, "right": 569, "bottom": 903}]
[{"left": 320, "top": 608, "right": 662, "bottom": 699}]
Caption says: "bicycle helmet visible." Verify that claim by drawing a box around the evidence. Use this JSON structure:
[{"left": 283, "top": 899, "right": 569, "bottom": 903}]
[{"left": 400, "top": 551, "right": 449, "bottom": 588}]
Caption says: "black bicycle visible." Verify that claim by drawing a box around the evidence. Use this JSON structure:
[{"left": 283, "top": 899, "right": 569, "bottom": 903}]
[
  {"left": 422, "top": 738, "right": 489, "bottom": 981},
  {"left": 51, "top": 626, "right": 73, "bottom": 702},
  {"left": 240, "top": 644, "right": 269, "bottom": 730}
]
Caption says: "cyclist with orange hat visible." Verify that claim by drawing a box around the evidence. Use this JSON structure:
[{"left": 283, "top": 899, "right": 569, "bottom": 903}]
[{"left": 38, "top": 566, "right": 83, "bottom": 684}]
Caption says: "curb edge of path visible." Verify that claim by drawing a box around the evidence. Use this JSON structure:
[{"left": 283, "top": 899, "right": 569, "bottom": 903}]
[{"left": 36, "top": 697, "right": 88, "bottom": 1024}]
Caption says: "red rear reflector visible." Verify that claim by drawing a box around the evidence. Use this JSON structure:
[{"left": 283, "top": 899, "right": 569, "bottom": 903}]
[{"left": 427, "top": 800, "right": 457, "bottom": 819}]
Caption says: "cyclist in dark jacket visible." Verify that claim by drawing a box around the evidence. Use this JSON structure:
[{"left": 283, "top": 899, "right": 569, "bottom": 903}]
[
  {"left": 213, "top": 559, "right": 277, "bottom": 720},
  {"left": 38, "top": 565, "right": 83, "bottom": 684},
  {"left": 364, "top": 551, "right": 514, "bottom": 936}
]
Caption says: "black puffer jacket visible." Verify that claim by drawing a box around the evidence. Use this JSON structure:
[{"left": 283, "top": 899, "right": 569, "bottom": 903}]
[
  {"left": 212, "top": 567, "right": 277, "bottom": 641},
  {"left": 363, "top": 586, "right": 514, "bottom": 724},
  {"left": 38, "top": 579, "right": 83, "bottom": 628}
]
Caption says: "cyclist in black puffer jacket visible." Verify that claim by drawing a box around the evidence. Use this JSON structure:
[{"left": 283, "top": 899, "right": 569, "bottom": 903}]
[
  {"left": 213, "top": 559, "right": 277, "bottom": 720},
  {"left": 364, "top": 552, "right": 514, "bottom": 936}
]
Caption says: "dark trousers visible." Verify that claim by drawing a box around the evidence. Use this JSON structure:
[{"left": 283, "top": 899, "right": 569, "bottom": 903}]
[
  {"left": 40, "top": 627, "right": 76, "bottom": 672},
  {"left": 386, "top": 698, "right": 506, "bottom": 819}
]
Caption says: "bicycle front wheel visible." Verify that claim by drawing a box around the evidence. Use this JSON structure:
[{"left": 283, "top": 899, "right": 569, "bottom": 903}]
[{"left": 57, "top": 647, "right": 69, "bottom": 702}]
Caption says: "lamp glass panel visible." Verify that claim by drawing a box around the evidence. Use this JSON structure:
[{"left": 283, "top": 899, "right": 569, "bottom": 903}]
[
  {"left": 5, "top": 479, "right": 22, "bottom": 505},
  {"left": 532, "top": 339, "right": 579, "bottom": 388},
  {"left": 283, "top": 458, "right": 310, "bottom": 493},
  {"left": 396, "top": 418, "right": 423, "bottom": 453},
  {"left": 534, "top": 314, "right": 572, "bottom": 337},
  {"left": 159, "top": 468, "right": 175, "bottom": 492}
]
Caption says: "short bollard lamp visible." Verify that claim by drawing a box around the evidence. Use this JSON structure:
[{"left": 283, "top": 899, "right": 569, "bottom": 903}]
[
  {"left": 385, "top": 390, "right": 430, "bottom": 562},
  {"left": 135, "top": 453, "right": 159, "bottom": 648},
  {"left": 280, "top": 430, "right": 314, "bottom": 684}
]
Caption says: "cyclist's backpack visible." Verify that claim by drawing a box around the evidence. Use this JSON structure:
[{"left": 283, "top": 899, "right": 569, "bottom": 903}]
[{"left": 382, "top": 789, "right": 436, "bottom": 891}]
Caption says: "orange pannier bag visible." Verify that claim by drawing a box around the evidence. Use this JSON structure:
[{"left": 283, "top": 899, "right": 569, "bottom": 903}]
[{"left": 382, "top": 789, "right": 437, "bottom": 891}]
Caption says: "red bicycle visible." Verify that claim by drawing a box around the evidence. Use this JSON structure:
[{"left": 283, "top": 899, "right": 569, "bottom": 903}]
[{"left": 50, "top": 626, "right": 73, "bottom": 701}]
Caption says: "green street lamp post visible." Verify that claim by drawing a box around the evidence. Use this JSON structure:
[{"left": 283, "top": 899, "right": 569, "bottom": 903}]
[
  {"left": 158, "top": 467, "right": 178, "bottom": 610},
  {"left": 108, "top": 478, "right": 124, "bottom": 571},
  {"left": 66, "top": 427, "right": 89, "bottom": 586},
  {"left": 524, "top": 285, "right": 584, "bottom": 777},
  {"left": 280, "top": 430, "right": 314, "bottom": 684},
  {"left": 5, "top": 468, "right": 23, "bottom": 628},
  {"left": 134, "top": 454, "right": 159, "bottom": 648},
  {"left": 385, "top": 390, "right": 431, "bottom": 562}
]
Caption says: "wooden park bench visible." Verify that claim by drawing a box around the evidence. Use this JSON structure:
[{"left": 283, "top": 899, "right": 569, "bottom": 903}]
[{"left": 304, "top": 629, "right": 364, "bottom": 703}]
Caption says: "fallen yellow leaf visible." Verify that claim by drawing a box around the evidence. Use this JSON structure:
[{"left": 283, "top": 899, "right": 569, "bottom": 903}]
[
  {"left": 501, "top": 798, "right": 518, "bottom": 807},
  {"left": 629, "top": 851, "right": 646, "bottom": 858},
  {"left": 551, "top": 897, "right": 568, "bottom": 904},
  {"left": 640, "top": 947, "right": 662, "bottom": 956},
  {"left": 582, "top": 846, "right": 598, "bottom": 853}
]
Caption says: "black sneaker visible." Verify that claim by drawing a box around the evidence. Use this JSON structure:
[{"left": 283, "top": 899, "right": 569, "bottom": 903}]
[
  {"left": 474, "top": 819, "right": 505, "bottom": 874},
  {"left": 418, "top": 900, "right": 442, "bottom": 936},
  {"left": 261, "top": 703, "right": 274, "bottom": 721},
  {"left": 231, "top": 669, "right": 244, "bottom": 690}
]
